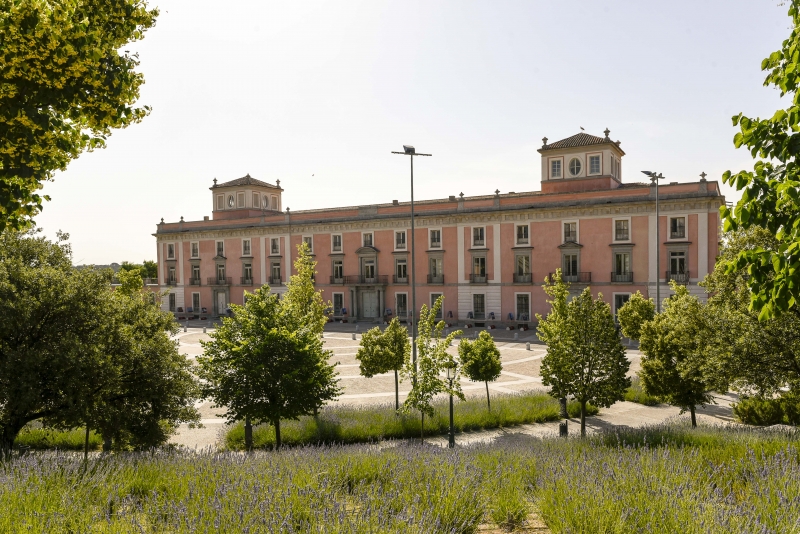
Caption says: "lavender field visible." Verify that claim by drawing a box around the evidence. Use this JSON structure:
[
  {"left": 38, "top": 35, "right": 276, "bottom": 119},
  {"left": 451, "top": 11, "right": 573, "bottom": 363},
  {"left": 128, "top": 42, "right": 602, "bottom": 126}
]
[{"left": 2, "top": 423, "right": 798, "bottom": 533}]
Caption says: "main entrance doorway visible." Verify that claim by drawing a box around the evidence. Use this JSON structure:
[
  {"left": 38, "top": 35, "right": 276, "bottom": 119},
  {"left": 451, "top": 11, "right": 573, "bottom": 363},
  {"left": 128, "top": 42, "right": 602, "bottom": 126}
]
[
  {"left": 362, "top": 291, "right": 378, "bottom": 318},
  {"left": 217, "top": 292, "right": 227, "bottom": 316}
]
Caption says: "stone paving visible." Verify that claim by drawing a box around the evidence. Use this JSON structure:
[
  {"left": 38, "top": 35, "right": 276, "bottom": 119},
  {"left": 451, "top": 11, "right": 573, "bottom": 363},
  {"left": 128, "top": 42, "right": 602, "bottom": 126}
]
[{"left": 169, "top": 325, "right": 733, "bottom": 449}]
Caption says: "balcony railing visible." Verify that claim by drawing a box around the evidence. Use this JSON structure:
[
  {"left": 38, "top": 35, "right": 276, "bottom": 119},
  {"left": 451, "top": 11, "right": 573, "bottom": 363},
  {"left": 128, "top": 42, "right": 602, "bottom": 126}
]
[
  {"left": 611, "top": 271, "right": 633, "bottom": 283},
  {"left": 207, "top": 277, "right": 232, "bottom": 286},
  {"left": 240, "top": 277, "right": 253, "bottom": 286},
  {"left": 550, "top": 272, "right": 591, "bottom": 283},
  {"left": 393, "top": 275, "right": 409, "bottom": 284},
  {"left": 166, "top": 279, "right": 178, "bottom": 287},
  {"left": 513, "top": 273, "right": 532, "bottom": 284},
  {"left": 469, "top": 274, "right": 487, "bottom": 284},
  {"left": 189, "top": 277, "right": 201, "bottom": 286},
  {"left": 269, "top": 276, "right": 282, "bottom": 285},
  {"left": 142, "top": 278, "right": 159, "bottom": 286},
  {"left": 667, "top": 270, "right": 690, "bottom": 284},
  {"left": 344, "top": 275, "right": 389, "bottom": 285},
  {"left": 427, "top": 274, "right": 444, "bottom": 284},
  {"left": 330, "top": 276, "right": 344, "bottom": 284}
]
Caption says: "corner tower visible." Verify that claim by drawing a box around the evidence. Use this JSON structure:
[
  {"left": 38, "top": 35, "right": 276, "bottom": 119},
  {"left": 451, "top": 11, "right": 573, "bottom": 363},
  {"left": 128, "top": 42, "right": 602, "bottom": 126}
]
[{"left": 537, "top": 128, "right": 625, "bottom": 194}]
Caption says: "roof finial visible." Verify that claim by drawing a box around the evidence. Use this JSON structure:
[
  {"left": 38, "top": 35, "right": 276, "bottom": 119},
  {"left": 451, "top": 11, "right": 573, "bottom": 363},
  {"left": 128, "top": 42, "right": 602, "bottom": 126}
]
[
  {"left": 494, "top": 189, "right": 500, "bottom": 196},
  {"left": 160, "top": 218, "right": 164, "bottom": 224},
  {"left": 180, "top": 215, "right": 184, "bottom": 222},
  {"left": 276, "top": 179, "right": 281, "bottom": 188},
  {"left": 213, "top": 178, "right": 217, "bottom": 186},
  {"left": 604, "top": 128, "right": 610, "bottom": 138},
  {"left": 542, "top": 136, "right": 548, "bottom": 147},
  {"left": 245, "top": 173, "right": 251, "bottom": 178},
  {"left": 700, "top": 171, "right": 707, "bottom": 182},
  {"left": 459, "top": 192, "right": 464, "bottom": 199}
]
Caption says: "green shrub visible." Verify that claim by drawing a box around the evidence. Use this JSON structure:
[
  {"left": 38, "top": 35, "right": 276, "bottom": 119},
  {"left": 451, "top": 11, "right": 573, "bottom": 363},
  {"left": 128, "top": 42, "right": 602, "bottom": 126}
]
[
  {"left": 733, "top": 393, "right": 800, "bottom": 426},
  {"left": 624, "top": 376, "right": 661, "bottom": 406},
  {"left": 14, "top": 425, "right": 103, "bottom": 451},
  {"left": 566, "top": 400, "right": 599, "bottom": 418}
]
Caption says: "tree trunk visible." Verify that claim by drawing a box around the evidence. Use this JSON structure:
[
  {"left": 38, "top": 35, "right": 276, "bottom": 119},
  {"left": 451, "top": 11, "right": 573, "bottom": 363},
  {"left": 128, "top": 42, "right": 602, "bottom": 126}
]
[
  {"left": 84, "top": 425, "right": 90, "bottom": 461},
  {"left": 420, "top": 411, "right": 424, "bottom": 442},
  {"left": 103, "top": 437, "right": 112, "bottom": 452},
  {"left": 690, "top": 405, "right": 697, "bottom": 428},
  {"left": 580, "top": 400, "right": 587, "bottom": 437},
  {"left": 485, "top": 381, "right": 491, "bottom": 411},
  {"left": 244, "top": 415, "right": 253, "bottom": 451},
  {"left": 274, "top": 419, "right": 282, "bottom": 450},
  {"left": 394, "top": 370, "right": 399, "bottom": 412},
  {"left": 0, "top": 421, "right": 24, "bottom": 460}
]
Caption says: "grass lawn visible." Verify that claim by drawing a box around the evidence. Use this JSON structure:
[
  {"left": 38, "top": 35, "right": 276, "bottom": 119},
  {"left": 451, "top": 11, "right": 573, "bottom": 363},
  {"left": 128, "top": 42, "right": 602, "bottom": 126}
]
[{"left": 1, "top": 423, "right": 798, "bottom": 533}]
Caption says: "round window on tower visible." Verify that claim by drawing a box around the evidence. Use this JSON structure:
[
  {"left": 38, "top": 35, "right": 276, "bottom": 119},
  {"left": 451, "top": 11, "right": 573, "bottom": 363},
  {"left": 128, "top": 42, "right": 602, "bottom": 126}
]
[
  {"left": 262, "top": 196, "right": 269, "bottom": 209},
  {"left": 569, "top": 158, "right": 582, "bottom": 176},
  {"left": 227, "top": 195, "right": 234, "bottom": 207}
]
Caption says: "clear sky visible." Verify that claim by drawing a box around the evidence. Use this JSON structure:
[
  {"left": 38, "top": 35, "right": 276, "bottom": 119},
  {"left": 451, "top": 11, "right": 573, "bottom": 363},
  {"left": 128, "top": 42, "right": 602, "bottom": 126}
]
[{"left": 37, "top": 0, "right": 790, "bottom": 265}]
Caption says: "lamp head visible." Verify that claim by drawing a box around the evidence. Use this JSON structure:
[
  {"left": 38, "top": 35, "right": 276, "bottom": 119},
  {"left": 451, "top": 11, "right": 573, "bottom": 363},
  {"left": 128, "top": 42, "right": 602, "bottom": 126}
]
[
  {"left": 403, "top": 145, "right": 415, "bottom": 155},
  {"left": 446, "top": 365, "right": 453, "bottom": 380}
]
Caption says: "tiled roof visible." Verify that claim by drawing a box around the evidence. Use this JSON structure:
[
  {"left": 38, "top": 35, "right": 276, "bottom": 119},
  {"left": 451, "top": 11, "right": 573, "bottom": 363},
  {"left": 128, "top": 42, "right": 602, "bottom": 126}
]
[
  {"left": 214, "top": 174, "right": 281, "bottom": 189},
  {"left": 539, "top": 132, "right": 623, "bottom": 152}
]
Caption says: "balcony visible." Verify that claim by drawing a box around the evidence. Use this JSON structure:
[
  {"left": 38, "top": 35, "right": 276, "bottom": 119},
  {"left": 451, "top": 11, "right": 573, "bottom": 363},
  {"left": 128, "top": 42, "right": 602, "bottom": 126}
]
[
  {"left": 427, "top": 274, "right": 444, "bottom": 284},
  {"left": 344, "top": 275, "right": 389, "bottom": 285},
  {"left": 330, "top": 276, "right": 344, "bottom": 285},
  {"left": 166, "top": 279, "right": 178, "bottom": 287},
  {"left": 550, "top": 272, "right": 591, "bottom": 284},
  {"left": 240, "top": 277, "right": 254, "bottom": 286},
  {"left": 393, "top": 275, "right": 409, "bottom": 284},
  {"left": 269, "top": 276, "right": 282, "bottom": 285},
  {"left": 513, "top": 273, "right": 532, "bottom": 284},
  {"left": 469, "top": 274, "right": 487, "bottom": 284},
  {"left": 207, "top": 277, "right": 232, "bottom": 286},
  {"left": 667, "top": 270, "right": 690, "bottom": 284},
  {"left": 143, "top": 278, "right": 159, "bottom": 286},
  {"left": 611, "top": 271, "right": 633, "bottom": 283},
  {"left": 189, "top": 278, "right": 201, "bottom": 286}
]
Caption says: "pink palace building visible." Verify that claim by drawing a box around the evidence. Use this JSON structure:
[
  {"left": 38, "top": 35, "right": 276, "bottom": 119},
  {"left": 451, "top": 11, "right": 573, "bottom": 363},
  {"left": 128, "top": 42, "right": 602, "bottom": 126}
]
[{"left": 153, "top": 130, "right": 725, "bottom": 327}]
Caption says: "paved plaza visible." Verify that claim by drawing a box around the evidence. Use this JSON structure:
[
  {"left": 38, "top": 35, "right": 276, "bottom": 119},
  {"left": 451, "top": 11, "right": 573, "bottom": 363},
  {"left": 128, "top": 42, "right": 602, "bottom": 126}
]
[{"left": 171, "top": 325, "right": 735, "bottom": 449}]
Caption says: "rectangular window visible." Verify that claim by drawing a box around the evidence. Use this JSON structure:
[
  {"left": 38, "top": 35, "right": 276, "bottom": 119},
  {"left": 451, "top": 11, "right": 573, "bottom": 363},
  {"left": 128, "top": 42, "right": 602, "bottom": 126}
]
[
  {"left": 472, "top": 227, "right": 485, "bottom": 247},
  {"left": 670, "top": 217, "right": 686, "bottom": 239},
  {"left": 564, "top": 222, "right": 577, "bottom": 243},
  {"left": 516, "top": 225, "right": 529, "bottom": 245},
  {"left": 563, "top": 254, "right": 578, "bottom": 276},
  {"left": 169, "top": 293, "right": 176, "bottom": 312},
  {"left": 615, "top": 252, "right": 630, "bottom": 274},
  {"left": 333, "top": 260, "right": 344, "bottom": 280},
  {"left": 516, "top": 255, "right": 530, "bottom": 275},
  {"left": 396, "top": 258, "right": 407, "bottom": 281},
  {"left": 192, "top": 293, "right": 200, "bottom": 311},
  {"left": 190, "top": 242, "right": 199, "bottom": 258},
  {"left": 396, "top": 293, "right": 408, "bottom": 318},
  {"left": 242, "top": 239, "right": 251, "bottom": 256},
  {"left": 191, "top": 264, "right": 200, "bottom": 282},
  {"left": 332, "top": 234, "right": 342, "bottom": 252},
  {"left": 516, "top": 294, "right": 530, "bottom": 321},
  {"left": 333, "top": 293, "right": 344, "bottom": 316},
  {"left": 271, "top": 238, "right": 280, "bottom": 255},
  {"left": 272, "top": 195, "right": 279, "bottom": 210},
  {"left": 614, "top": 219, "right": 630, "bottom": 241},
  {"left": 253, "top": 192, "right": 260, "bottom": 208},
  {"left": 614, "top": 294, "right": 631, "bottom": 317},
  {"left": 167, "top": 243, "right": 175, "bottom": 259},
  {"left": 473, "top": 294, "right": 485, "bottom": 319},
  {"left": 243, "top": 263, "right": 252, "bottom": 281},
  {"left": 551, "top": 159, "right": 562, "bottom": 178},
  {"left": 430, "top": 229, "right": 442, "bottom": 248},
  {"left": 271, "top": 262, "right": 281, "bottom": 283},
  {"left": 472, "top": 257, "right": 486, "bottom": 282},
  {"left": 237, "top": 192, "right": 245, "bottom": 208},
  {"left": 216, "top": 264, "right": 226, "bottom": 282},
  {"left": 363, "top": 259, "right": 376, "bottom": 280},
  {"left": 363, "top": 233, "right": 373, "bottom": 247},
  {"left": 430, "top": 293, "right": 443, "bottom": 319},
  {"left": 216, "top": 195, "right": 224, "bottom": 210},
  {"left": 589, "top": 155, "right": 601, "bottom": 175},
  {"left": 168, "top": 266, "right": 176, "bottom": 283},
  {"left": 395, "top": 231, "right": 407, "bottom": 250},
  {"left": 670, "top": 251, "right": 686, "bottom": 273},
  {"left": 216, "top": 241, "right": 224, "bottom": 257},
  {"left": 429, "top": 257, "right": 443, "bottom": 283},
  {"left": 303, "top": 236, "right": 313, "bottom": 252}
]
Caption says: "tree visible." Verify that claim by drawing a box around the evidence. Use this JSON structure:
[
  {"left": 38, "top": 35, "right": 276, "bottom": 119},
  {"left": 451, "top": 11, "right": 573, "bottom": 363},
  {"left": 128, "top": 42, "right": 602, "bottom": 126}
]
[
  {"left": 141, "top": 260, "right": 158, "bottom": 279},
  {"left": 623, "top": 283, "right": 713, "bottom": 427},
  {"left": 0, "top": 0, "right": 158, "bottom": 233},
  {"left": 117, "top": 267, "right": 144, "bottom": 295},
  {"left": 719, "top": 0, "right": 800, "bottom": 319},
  {"left": 400, "top": 296, "right": 463, "bottom": 440},
  {"left": 458, "top": 331, "right": 502, "bottom": 411},
  {"left": 702, "top": 228, "right": 800, "bottom": 396},
  {"left": 197, "top": 243, "right": 340, "bottom": 449},
  {"left": 537, "top": 270, "right": 630, "bottom": 436},
  {"left": 356, "top": 318, "right": 409, "bottom": 410},
  {"left": 616, "top": 291, "right": 655, "bottom": 341}
]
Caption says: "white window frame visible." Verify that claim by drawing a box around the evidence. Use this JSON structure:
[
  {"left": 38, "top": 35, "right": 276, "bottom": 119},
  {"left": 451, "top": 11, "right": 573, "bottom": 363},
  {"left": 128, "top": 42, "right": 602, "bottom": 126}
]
[
  {"left": 302, "top": 235, "right": 314, "bottom": 253},
  {"left": 236, "top": 191, "right": 245, "bottom": 208},
  {"left": 612, "top": 217, "right": 632, "bottom": 243},
  {"left": 190, "top": 241, "right": 199, "bottom": 259},
  {"left": 166, "top": 243, "right": 175, "bottom": 260},
  {"left": 395, "top": 292, "right": 409, "bottom": 318},
  {"left": 667, "top": 214, "right": 688, "bottom": 242},
  {"left": 562, "top": 220, "right": 579, "bottom": 244},
  {"left": 332, "top": 292, "right": 345, "bottom": 316},
  {"left": 331, "top": 233, "right": 343, "bottom": 252},
  {"left": 242, "top": 238, "right": 252, "bottom": 257},
  {"left": 252, "top": 192, "right": 259, "bottom": 208},
  {"left": 394, "top": 230, "right": 407, "bottom": 251},
  {"left": 613, "top": 292, "right": 633, "bottom": 316},
  {"left": 216, "top": 194, "right": 224, "bottom": 211},
  {"left": 550, "top": 157, "right": 563, "bottom": 179},
  {"left": 271, "top": 195, "right": 279, "bottom": 210},
  {"left": 362, "top": 231, "right": 374, "bottom": 248},
  {"left": 515, "top": 224, "right": 529, "bottom": 245},
  {"left": 215, "top": 240, "right": 225, "bottom": 258},
  {"left": 472, "top": 226, "right": 486, "bottom": 248},
  {"left": 270, "top": 237, "right": 280, "bottom": 255},
  {"left": 514, "top": 292, "right": 531, "bottom": 321},
  {"left": 428, "top": 228, "right": 442, "bottom": 249},
  {"left": 568, "top": 156, "right": 583, "bottom": 177},
  {"left": 192, "top": 292, "right": 201, "bottom": 311},
  {"left": 587, "top": 152, "right": 602, "bottom": 176}
]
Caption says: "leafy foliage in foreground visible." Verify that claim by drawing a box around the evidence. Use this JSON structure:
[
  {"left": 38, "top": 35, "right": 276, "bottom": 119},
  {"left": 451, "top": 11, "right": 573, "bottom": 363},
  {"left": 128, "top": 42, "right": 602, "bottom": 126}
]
[
  {"left": 13, "top": 426, "right": 102, "bottom": 451},
  {"left": 2, "top": 424, "right": 798, "bottom": 533}
]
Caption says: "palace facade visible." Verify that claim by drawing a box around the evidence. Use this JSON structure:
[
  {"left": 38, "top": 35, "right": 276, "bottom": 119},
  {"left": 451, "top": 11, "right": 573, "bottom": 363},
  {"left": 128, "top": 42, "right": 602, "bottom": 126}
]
[{"left": 153, "top": 130, "right": 724, "bottom": 327}]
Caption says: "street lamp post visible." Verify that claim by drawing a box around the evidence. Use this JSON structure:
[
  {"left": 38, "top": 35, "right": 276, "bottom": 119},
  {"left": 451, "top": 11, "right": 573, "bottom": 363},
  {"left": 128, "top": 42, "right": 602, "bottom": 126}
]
[
  {"left": 642, "top": 171, "right": 664, "bottom": 312},
  {"left": 446, "top": 365, "right": 455, "bottom": 448},
  {"left": 392, "top": 145, "right": 432, "bottom": 380}
]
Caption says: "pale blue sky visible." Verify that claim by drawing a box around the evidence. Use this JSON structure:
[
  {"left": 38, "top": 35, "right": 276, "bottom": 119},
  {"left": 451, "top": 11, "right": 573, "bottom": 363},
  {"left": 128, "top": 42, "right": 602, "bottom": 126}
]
[{"left": 39, "top": 1, "right": 789, "bottom": 264}]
